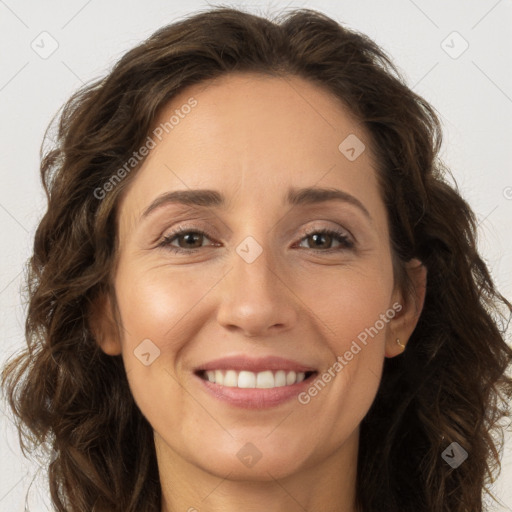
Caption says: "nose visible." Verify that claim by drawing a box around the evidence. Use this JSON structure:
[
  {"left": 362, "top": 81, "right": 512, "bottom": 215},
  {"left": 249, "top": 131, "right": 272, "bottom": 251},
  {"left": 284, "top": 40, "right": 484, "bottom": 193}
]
[{"left": 215, "top": 238, "right": 299, "bottom": 338}]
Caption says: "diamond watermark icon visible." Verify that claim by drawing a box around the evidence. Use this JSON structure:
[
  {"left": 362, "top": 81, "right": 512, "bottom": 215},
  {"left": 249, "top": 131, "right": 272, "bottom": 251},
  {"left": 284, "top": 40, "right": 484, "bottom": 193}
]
[
  {"left": 31, "top": 31, "right": 59, "bottom": 59},
  {"left": 134, "top": 338, "right": 161, "bottom": 366},
  {"left": 236, "top": 442, "right": 263, "bottom": 468},
  {"left": 441, "top": 31, "right": 469, "bottom": 59},
  {"left": 338, "top": 134, "right": 365, "bottom": 161},
  {"left": 236, "top": 236, "right": 263, "bottom": 264},
  {"left": 441, "top": 441, "right": 468, "bottom": 468}
]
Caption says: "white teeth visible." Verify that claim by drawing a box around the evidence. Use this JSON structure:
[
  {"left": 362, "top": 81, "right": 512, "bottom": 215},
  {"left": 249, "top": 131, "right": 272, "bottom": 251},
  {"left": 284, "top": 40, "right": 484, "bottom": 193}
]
[
  {"left": 238, "top": 371, "right": 256, "bottom": 388},
  {"left": 224, "top": 370, "right": 238, "bottom": 387},
  {"left": 256, "top": 370, "right": 274, "bottom": 388},
  {"left": 201, "top": 369, "right": 310, "bottom": 388},
  {"left": 275, "top": 370, "right": 287, "bottom": 387}
]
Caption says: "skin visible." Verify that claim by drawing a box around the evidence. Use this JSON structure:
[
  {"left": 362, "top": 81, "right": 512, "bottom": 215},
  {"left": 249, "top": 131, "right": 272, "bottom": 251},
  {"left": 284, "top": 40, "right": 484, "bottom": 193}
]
[{"left": 93, "top": 72, "right": 427, "bottom": 512}]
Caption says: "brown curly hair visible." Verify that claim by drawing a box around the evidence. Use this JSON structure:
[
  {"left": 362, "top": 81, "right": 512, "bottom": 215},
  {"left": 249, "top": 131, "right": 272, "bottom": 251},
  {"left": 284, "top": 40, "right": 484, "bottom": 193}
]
[{"left": 2, "top": 6, "right": 511, "bottom": 512}]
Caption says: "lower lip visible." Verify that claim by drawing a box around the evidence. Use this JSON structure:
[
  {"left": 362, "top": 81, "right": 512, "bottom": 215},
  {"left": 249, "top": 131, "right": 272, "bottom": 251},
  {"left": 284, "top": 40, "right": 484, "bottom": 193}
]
[{"left": 194, "top": 372, "right": 317, "bottom": 409}]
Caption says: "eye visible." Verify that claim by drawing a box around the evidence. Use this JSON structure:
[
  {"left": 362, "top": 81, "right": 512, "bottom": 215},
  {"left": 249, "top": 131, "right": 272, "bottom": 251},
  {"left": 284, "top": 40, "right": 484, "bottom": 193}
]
[
  {"left": 158, "top": 226, "right": 217, "bottom": 254},
  {"left": 294, "top": 227, "right": 354, "bottom": 252},
  {"left": 157, "top": 225, "right": 355, "bottom": 254}
]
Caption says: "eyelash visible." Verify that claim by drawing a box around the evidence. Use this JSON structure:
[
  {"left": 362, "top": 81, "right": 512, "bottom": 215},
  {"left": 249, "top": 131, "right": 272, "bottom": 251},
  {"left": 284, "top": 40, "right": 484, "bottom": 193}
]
[{"left": 157, "top": 225, "right": 355, "bottom": 255}]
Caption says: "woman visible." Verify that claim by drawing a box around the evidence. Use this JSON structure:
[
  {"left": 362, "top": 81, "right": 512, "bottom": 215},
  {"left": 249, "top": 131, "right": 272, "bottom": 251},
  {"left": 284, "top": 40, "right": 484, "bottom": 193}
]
[{"left": 2, "top": 6, "right": 511, "bottom": 512}]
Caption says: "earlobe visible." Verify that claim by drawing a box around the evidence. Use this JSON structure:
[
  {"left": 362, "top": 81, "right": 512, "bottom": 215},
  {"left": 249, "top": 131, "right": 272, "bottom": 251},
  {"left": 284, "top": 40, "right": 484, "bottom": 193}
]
[
  {"left": 385, "top": 258, "right": 427, "bottom": 358},
  {"left": 88, "top": 291, "right": 123, "bottom": 356}
]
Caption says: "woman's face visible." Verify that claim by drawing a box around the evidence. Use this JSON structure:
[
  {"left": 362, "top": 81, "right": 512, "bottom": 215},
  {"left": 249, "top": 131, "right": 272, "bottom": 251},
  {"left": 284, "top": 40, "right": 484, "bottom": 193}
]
[{"left": 99, "top": 72, "right": 421, "bottom": 482}]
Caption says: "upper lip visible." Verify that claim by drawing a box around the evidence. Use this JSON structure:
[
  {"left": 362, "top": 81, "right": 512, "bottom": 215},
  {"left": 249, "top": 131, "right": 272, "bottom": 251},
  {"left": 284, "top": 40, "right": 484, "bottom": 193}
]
[{"left": 194, "top": 355, "right": 318, "bottom": 373}]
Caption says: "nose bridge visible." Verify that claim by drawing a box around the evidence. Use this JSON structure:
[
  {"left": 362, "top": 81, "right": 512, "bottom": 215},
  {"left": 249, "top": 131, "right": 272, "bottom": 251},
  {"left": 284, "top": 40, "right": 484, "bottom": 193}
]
[
  {"left": 232, "top": 232, "right": 279, "bottom": 303},
  {"left": 226, "top": 194, "right": 280, "bottom": 279},
  {"left": 215, "top": 230, "right": 297, "bottom": 336},
  {"left": 229, "top": 197, "right": 284, "bottom": 283}
]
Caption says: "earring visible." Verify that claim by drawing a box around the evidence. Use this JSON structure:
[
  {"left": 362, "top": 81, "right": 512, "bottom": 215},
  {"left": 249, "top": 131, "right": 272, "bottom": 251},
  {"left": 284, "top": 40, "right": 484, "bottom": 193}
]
[{"left": 396, "top": 338, "right": 405, "bottom": 351}]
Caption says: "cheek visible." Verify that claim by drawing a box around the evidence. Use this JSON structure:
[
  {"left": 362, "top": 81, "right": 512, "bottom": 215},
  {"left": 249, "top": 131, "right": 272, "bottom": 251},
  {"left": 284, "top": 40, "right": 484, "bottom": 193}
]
[
  {"left": 294, "top": 257, "right": 394, "bottom": 348},
  {"left": 115, "top": 264, "right": 216, "bottom": 350},
  {"left": 112, "top": 268, "right": 194, "bottom": 410},
  {"left": 112, "top": 261, "right": 237, "bottom": 420},
  {"left": 296, "top": 262, "right": 393, "bottom": 417}
]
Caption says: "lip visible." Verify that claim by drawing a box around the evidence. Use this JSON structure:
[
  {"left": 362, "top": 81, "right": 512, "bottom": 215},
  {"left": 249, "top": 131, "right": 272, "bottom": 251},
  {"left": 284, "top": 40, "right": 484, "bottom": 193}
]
[
  {"left": 192, "top": 355, "right": 319, "bottom": 409},
  {"left": 194, "top": 371, "right": 318, "bottom": 409},
  {"left": 194, "top": 355, "right": 317, "bottom": 373}
]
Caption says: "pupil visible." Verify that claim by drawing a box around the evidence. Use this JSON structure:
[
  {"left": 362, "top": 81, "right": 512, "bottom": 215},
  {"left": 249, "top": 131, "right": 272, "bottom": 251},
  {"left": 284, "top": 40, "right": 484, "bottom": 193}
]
[
  {"left": 185, "top": 233, "right": 200, "bottom": 247},
  {"left": 312, "top": 233, "right": 329, "bottom": 248}
]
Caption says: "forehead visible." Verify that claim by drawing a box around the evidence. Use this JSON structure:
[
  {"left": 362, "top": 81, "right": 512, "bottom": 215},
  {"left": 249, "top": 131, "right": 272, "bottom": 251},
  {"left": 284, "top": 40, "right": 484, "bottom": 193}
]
[
  {"left": 117, "top": 72, "right": 383, "bottom": 230},
  {"left": 159, "top": 71, "right": 369, "bottom": 158}
]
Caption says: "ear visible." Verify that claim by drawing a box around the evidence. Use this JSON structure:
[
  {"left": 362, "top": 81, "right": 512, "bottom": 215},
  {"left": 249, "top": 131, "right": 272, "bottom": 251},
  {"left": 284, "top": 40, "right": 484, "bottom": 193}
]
[
  {"left": 88, "top": 291, "right": 122, "bottom": 356},
  {"left": 385, "top": 258, "right": 427, "bottom": 358}
]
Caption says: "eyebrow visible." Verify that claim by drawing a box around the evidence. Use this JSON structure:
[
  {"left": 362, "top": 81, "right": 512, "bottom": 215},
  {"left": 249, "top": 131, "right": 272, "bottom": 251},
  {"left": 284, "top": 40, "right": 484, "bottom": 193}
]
[{"left": 140, "top": 186, "right": 372, "bottom": 221}]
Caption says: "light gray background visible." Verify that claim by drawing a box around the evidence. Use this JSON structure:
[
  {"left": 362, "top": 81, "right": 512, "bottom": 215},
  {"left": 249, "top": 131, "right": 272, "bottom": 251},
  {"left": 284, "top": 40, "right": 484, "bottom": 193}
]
[{"left": 1, "top": 1, "right": 511, "bottom": 510}]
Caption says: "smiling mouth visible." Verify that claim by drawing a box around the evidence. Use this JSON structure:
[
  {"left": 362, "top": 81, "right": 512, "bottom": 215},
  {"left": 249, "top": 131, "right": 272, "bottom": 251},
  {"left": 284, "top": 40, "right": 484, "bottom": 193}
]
[{"left": 195, "top": 369, "right": 318, "bottom": 389}]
